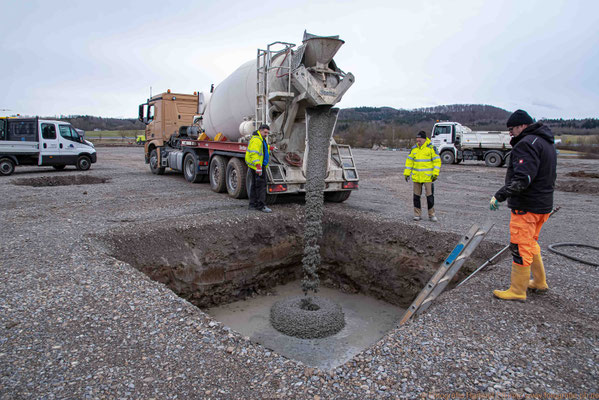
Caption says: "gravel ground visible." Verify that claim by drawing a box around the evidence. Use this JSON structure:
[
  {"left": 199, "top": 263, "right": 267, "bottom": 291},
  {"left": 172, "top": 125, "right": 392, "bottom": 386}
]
[{"left": 1, "top": 147, "right": 598, "bottom": 399}]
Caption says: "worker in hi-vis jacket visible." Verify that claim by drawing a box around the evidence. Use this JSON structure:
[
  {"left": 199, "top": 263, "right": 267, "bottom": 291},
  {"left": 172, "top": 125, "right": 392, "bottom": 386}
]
[
  {"left": 490, "top": 109, "right": 557, "bottom": 301},
  {"left": 245, "top": 124, "right": 272, "bottom": 213},
  {"left": 404, "top": 131, "right": 441, "bottom": 222}
]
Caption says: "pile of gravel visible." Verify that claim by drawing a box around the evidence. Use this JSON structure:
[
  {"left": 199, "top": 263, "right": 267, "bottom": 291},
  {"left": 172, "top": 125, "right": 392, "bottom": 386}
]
[{"left": 270, "top": 295, "right": 345, "bottom": 339}]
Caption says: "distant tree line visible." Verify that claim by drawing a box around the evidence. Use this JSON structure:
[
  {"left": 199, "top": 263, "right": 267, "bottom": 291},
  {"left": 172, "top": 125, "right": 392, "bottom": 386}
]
[
  {"left": 26, "top": 105, "right": 598, "bottom": 144},
  {"left": 335, "top": 104, "right": 599, "bottom": 148},
  {"left": 42, "top": 115, "right": 145, "bottom": 131}
]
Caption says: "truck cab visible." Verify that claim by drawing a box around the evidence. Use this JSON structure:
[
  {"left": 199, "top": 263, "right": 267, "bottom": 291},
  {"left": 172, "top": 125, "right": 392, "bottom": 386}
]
[
  {"left": 0, "top": 117, "right": 97, "bottom": 176},
  {"left": 431, "top": 122, "right": 469, "bottom": 164}
]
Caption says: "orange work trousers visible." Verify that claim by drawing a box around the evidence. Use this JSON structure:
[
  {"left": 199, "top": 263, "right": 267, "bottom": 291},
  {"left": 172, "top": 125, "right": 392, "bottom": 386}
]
[{"left": 509, "top": 211, "right": 550, "bottom": 267}]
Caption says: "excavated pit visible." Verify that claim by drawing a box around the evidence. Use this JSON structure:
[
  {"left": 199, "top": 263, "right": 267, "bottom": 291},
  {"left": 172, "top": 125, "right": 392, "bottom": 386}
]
[
  {"left": 13, "top": 175, "right": 109, "bottom": 187},
  {"left": 105, "top": 212, "right": 501, "bottom": 367}
]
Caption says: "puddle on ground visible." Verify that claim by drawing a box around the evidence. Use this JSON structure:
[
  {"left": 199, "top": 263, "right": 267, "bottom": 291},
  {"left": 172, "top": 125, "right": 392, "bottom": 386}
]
[{"left": 205, "top": 280, "right": 404, "bottom": 369}]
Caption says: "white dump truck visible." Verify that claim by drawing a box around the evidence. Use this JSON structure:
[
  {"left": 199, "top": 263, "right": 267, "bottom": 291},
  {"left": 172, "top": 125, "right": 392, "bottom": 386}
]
[
  {"left": 0, "top": 117, "right": 97, "bottom": 176},
  {"left": 430, "top": 121, "right": 511, "bottom": 167},
  {"left": 139, "top": 32, "right": 359, "bottom": 203}
]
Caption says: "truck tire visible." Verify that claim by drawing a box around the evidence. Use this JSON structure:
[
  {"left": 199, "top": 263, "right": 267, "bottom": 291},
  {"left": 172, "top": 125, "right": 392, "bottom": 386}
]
[
  {"left": 0, "top": 158, "right": 15, "bottom": 176},
  {"left": 245, "top": 168, "right": 277, "bottom": 205},
  {"left": 440, "top": 151, "right": 455, "bottom": 164},
  {"left": 149, "top": 148, "right": 165, "bottom": 175},
  {"left": 502, "top": 153, "right": 511, "bottom": 167},
  {"left": 209, "top": 155, "right": 227, "bottom": 193},
  {"left": 76, "top": 155, "right": 91, "bottom": 171},
  {"left": 324, "top": 191, "right": 351, "bottom": 202},
  {"left": 484, "top": 151, "right": 502, "bottom": 167},
  {"left": 183, "top": 152, "right": 204, "bottom": 183},
  {"left": 226, "top": 157, "right": 248, "bottom": 199}
]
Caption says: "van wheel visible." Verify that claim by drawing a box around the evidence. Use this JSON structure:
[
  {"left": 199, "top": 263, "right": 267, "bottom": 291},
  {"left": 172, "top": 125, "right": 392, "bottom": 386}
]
[
  {"left": 440, "top": 151, "right": 455, "bottom": 164},
  {"left": 53, "top": 165, "right": 66, "bottom": 170},
  {"left": 149, "top": 149, "right": 165, "bottom": 175},
  {"left": 76, "top": 156, "right": 91, "bottom": 171},
  {"left": 0, "top": 158, "right": 15, "bottom": 176},
  {"left": 183, "top": 152, "right": 204, "bottom": 183},
  {"left": 226, "top": 157, "right": 248, "bottom": 199},
  {"left": 484, "top": 151, "right": 502, "bottom": 167},
  {"left": 209, "top": 155, "right": 227, "bottom": 193}
]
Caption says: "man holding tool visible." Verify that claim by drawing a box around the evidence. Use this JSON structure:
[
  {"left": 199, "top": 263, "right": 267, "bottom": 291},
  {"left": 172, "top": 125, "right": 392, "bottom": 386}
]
[{"left": 489, "top": 109, "right": 557, "bottom": 301}]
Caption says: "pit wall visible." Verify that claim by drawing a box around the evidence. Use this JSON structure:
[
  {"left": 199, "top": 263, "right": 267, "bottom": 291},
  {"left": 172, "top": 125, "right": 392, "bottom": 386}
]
[{"left": 105, "top": 212, "right": 502, "bottom": 309}]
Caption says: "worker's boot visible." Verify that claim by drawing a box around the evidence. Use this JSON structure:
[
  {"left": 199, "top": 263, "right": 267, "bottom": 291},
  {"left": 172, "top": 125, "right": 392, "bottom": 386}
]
[
  {"left": 528, "top": 253, "right": 549, "bottom": 292},
  {"left": 413, "top": 208, "right": 421, "bottom": 221},
  {"left": 493, "top": 263, "right": 530, "bottom": 301}
]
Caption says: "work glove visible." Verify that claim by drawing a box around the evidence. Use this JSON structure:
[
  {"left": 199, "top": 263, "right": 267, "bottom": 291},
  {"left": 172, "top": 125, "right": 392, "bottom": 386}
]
[
  {"left": 489, "top": 196, "right": 499, "bottom": 211},
  {"left": 432, "top": 176, "right": 438, "bottom": 182},
  {"left": 404, "top": 175, "right": 409, "bottom": 182},
  {"left": 256, "top": 164, "right": 262, "bottom": 176}
]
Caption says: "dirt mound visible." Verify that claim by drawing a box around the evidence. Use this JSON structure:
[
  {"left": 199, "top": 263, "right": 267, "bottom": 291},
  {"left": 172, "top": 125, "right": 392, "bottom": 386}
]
[
  {"left": 13, "top": 175, "right": 110, "bottom": 187},
  {"left": 566, "top": 170, "right": 599, "bottom": 179},
  {"left": 556, "top": 180, "right": 599, "bottom": 195}
]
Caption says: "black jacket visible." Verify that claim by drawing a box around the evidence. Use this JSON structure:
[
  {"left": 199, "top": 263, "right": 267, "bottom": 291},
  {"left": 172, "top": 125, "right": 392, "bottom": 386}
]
[{"left": 495, "top": 122, "right": 557, "bottom": 214}]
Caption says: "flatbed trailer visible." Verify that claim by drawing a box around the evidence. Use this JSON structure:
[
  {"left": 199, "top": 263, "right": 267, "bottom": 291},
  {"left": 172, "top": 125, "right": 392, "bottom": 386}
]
[{"left": 145, "top": 134, "right": 358, "bottom": 204}]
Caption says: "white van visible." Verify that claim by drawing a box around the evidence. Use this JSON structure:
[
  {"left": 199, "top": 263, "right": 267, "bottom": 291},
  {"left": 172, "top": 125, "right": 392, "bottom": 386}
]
[{"left": 0, "top": 117, "right": 97, "bottom": 176}]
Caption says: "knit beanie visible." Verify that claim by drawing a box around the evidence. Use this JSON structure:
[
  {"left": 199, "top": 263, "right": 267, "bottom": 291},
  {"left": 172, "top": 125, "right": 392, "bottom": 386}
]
[
  {"left": 506, "top": 110, "right": 534, "bottom": 128},
  {"left": 416, "top": 131, "right": 427, "bottom": 139}
]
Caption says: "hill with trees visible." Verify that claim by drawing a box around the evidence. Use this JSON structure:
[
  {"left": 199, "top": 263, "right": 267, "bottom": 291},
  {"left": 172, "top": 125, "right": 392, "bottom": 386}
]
[
  {"left": 335, "top": 104, "right": 598, "bottom": 148},
  {"left": 31, "top": 105, "right": 597, "bottom": 149}
]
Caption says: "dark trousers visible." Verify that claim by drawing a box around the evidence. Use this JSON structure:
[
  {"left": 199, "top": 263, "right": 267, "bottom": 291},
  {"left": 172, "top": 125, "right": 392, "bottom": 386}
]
[
  {"left": 249, "top": 168, "right": 267, "bottom": 209},
  {"left": 413, "top": 182, "right": 435, "bottom": 217}
]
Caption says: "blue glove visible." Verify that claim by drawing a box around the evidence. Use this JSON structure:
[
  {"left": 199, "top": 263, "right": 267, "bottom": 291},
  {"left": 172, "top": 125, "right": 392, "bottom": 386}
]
[{"left": 489, "top": 196, "right": 499, "bottom": 211}]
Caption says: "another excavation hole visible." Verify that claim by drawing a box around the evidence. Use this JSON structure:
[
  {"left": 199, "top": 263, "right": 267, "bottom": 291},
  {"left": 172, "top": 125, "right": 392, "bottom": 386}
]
[
  {"left": 13, "top": 175, "right": 109, "bottom": 187},
  {"left": 105, "top": 212, "right": 501, "bottom": 368}
]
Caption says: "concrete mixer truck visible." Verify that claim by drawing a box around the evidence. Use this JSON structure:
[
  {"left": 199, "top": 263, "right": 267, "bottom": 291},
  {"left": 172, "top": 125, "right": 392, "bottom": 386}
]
[{"left": 138, "top": 32, "right": 359, "bottom": 203}]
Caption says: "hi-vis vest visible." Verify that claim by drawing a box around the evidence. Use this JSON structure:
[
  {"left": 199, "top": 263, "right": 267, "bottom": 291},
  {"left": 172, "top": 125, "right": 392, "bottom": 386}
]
[
  {"left": 245, "top": 130, "right": 269, "bottom": 171},
  {"left": 403, "top": 138, "right": 441, "bottom": 183}
]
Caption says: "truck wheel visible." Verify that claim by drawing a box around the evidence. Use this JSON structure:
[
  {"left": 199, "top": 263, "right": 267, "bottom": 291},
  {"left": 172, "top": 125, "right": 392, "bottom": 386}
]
[
  {"left": 149, "top": 148, "right": 165, "bottom": 175},
  {"left": 209, "top": 155, "right": 227, "bottom": 193},
  {"left": 53, "top": 165, "right": 66, "bottom": 170},
  {"left": 0, "top": 158, "right": 15, "bottom": 176},
  {"left": 76, "top": 155, "right": 91, "bottom": 171},
  {"left": 245, "top": 168, "right": 278, "bottom": 205},
  {"left": 226, "top": 157, "right": 248, "bottom": 199},
  {"left": 503, "top": 153, "right": 511, "bottom": 167},
  {"left": 484, "top": 151, "right": 502, "bottom": 167},
  {"left": 440, "top": 151, "right": 455, "bottom": 164},
  {"left": 324, "top": 191, "right": 351, "bottom": 202},
  {"left": 183, "top": 152, "right": 204, "bottom": 183}
]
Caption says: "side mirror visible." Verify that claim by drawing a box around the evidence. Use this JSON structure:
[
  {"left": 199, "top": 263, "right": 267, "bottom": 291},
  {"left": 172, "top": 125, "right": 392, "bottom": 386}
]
[{"left": 138, "top": 104, "right": 146, "bottom": 123}]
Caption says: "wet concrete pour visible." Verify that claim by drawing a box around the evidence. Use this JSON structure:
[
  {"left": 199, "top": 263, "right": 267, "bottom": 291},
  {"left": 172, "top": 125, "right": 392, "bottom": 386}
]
[{"left": 206, "top": 280, "right": 404, "bottom": 369}]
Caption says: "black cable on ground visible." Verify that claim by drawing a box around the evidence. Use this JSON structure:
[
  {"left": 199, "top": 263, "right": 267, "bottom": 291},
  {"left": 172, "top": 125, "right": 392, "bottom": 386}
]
[{"left": 548, "top": 243, "right": 599, "bottom": 267}]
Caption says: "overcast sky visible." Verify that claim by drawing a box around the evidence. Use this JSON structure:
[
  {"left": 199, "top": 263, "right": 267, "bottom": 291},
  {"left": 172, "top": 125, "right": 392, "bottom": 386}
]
[{"left": 1, "top": 0, "right": 597, "bottom": 120}]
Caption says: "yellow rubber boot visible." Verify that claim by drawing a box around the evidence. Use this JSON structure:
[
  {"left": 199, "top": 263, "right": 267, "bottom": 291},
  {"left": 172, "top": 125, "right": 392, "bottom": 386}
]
[
  {"left": 493, "top": 264, "right": 530, "bottom": 301},
  {"left": 529, "top": 253, "right": 549, "bottom": 291}
]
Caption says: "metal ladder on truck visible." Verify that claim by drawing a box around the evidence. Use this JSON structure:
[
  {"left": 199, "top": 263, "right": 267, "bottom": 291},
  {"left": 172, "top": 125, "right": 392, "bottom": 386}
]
[
  {"left": 255, "top": 41, "right": 295, "bottom": 128},
  {"left": 256, "top": 41, "right": 296, "bottom": 186},
  {"left": 330, "top": 144, "right": 359, "bottom": 182},
  {"left": 398, "top": 220, "right": 495, "bottom": 326}
]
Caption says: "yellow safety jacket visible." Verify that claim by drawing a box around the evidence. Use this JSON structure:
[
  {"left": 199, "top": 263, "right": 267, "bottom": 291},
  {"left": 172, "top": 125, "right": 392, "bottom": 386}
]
[
  {"left": 245, "top": 130, "right": 270, "bottom": 171},
  {"left": 404, "top": 138, "right": 441, "bottom": 183}
]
